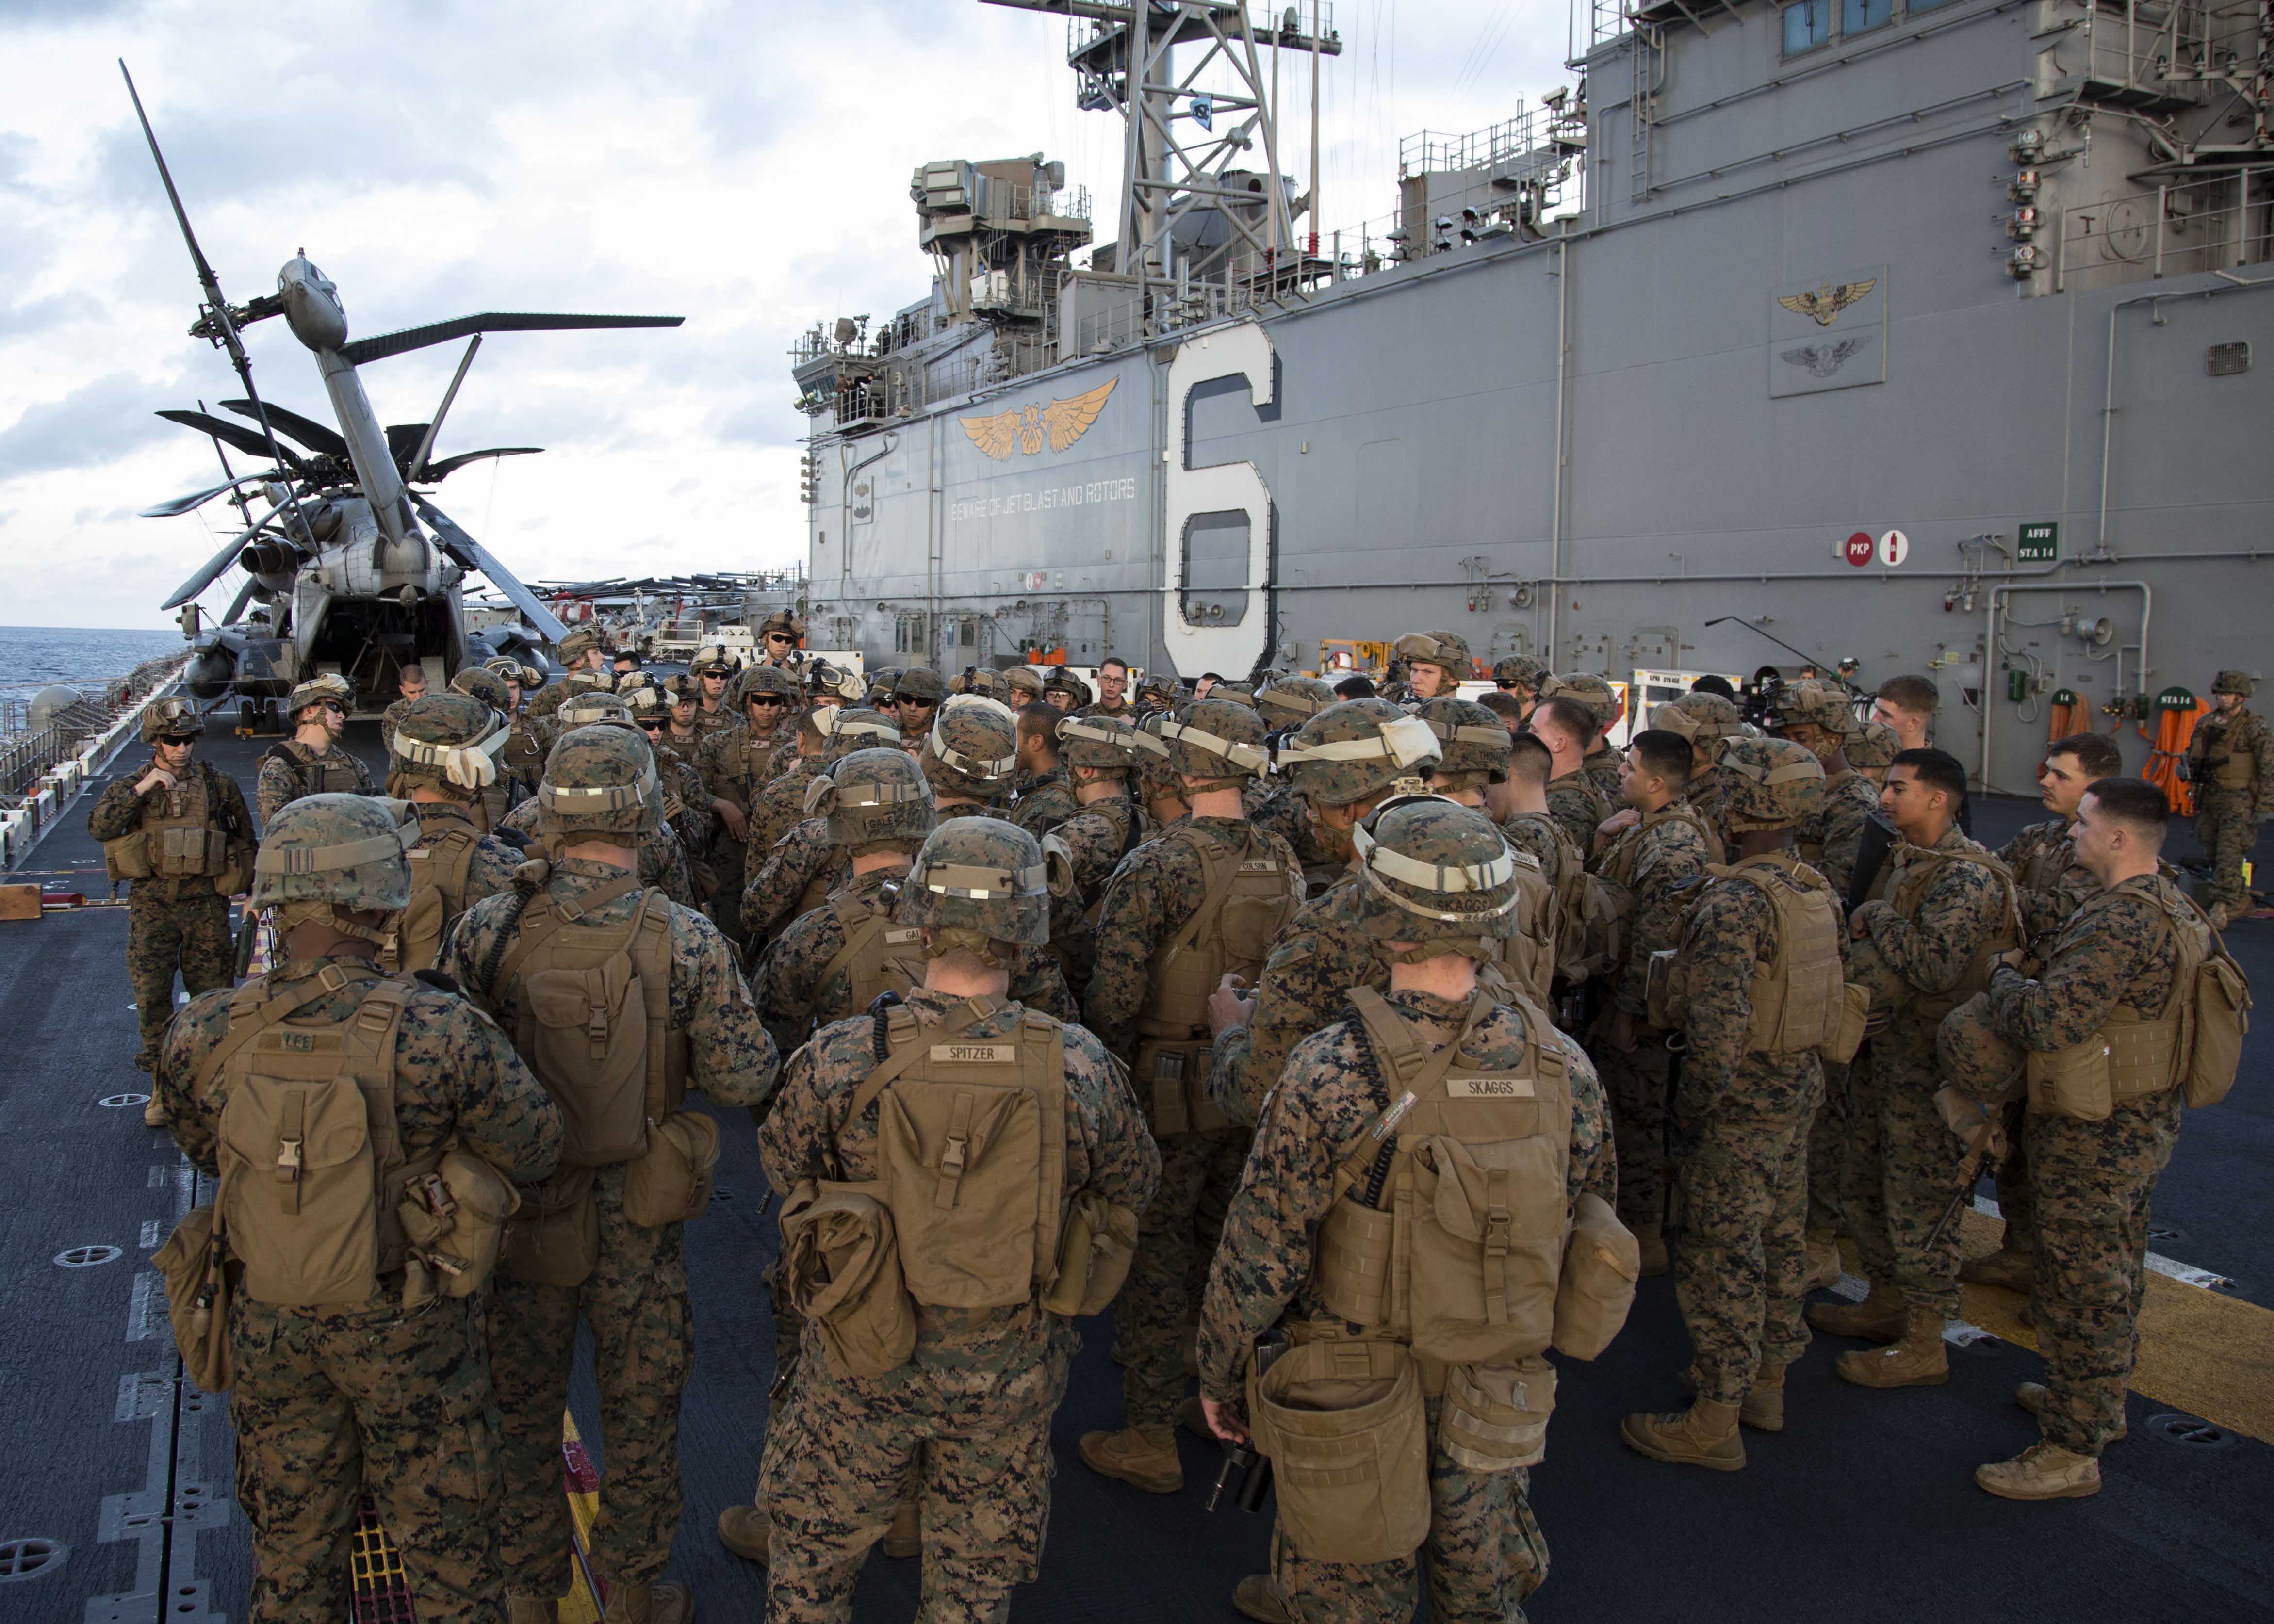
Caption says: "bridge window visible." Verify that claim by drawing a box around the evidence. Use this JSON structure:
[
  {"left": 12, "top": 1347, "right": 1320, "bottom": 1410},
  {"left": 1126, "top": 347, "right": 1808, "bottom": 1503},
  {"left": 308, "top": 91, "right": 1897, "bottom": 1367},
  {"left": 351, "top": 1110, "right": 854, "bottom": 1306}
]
[
  {"left": 1783, "top": 0, "right": 1832, "bottom": 53},
  {"left": 1842, "top": 0, "right": 1894, "bottom": 32}
]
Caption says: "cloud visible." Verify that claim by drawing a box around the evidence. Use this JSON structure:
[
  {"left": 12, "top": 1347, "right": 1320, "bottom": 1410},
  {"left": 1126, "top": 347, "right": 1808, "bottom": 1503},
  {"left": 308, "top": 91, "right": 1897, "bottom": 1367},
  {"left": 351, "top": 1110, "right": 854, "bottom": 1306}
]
[{"left": 0, "top": 372, "right": 182, "bottom": 478}]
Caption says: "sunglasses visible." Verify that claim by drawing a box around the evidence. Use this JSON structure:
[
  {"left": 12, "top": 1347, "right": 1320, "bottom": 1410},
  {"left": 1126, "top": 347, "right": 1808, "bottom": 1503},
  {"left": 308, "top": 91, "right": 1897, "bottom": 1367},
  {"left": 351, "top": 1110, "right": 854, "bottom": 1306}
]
[
  {"left": 766, "top": 633, "right": 794, "bottom": 644},
  {"left": 750, "top": 696, "right": 789, "bottom": 707},
  {"left": 320, "top": 700, "right": 347, "bottom": 714}
]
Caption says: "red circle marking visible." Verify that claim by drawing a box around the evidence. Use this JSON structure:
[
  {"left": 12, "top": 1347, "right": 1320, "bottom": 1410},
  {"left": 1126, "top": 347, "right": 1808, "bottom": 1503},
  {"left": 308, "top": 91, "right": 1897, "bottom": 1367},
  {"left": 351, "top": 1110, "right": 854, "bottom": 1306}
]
[{"left": 1845, "top": 532, "right": 1875, "bottom": 567}]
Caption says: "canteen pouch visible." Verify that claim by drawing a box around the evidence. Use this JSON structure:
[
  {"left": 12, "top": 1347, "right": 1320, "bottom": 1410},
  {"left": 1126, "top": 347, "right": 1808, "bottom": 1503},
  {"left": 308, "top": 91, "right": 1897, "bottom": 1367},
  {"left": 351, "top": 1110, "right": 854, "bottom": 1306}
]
[
  {"left": 622, "top": 1109, "right": 722, "bottom": 1228},
  {"left": 1550, "top": 1192, "right": 1639, "bottom": 1360},
  {"left": 151, "top": 1204, "right": 234, "bottom": 1393},
  {"left": 1248, "top": 1338, "right": 1431, "bottom": 1565},
  {"left": 1822, "top": 982, "right": 1870, "bottom": 1067},
  {"left": 524, "top": 956, "right": 652, "bottom": 1165},
  {"left": 1041, "top": 1188, "right": 1139, "bottom": 1317},
  {"left": 1439, "top": 1357, "right": 1557, "bottom": 1473},
  {"left": 505, "top": 1165, "right": 601, "bottom": 1287},
  {"left": 213, "top": 843, "right": 254, "bottom": 898},
  {"left": 1313, "top": 1196, "right": 1396, "bottom": 1329},
  {"left": 395, "top": 1150, "right": 521, "bottom": 1300},
  {"left": 103, "top": 831, "right": 156, "bottom": 883},
  {"left": 2185, "top": 950, "right": 2251, "bottom": 1108},
  {"left": 1133, "top": 1039, "right": 1232, "bottom": 1137},
  {"left": 155, "top": 824, "right": 229, "bottom": 879},
  {"left": 216, "top": 1074, "right": 379, "bottom": 1308},
  {"left": 2025, "top": 1037, "right": 2113, "bottom": 1122},
  {"left": 1644, "top": 949, "right": 1685, "bottom": 1033},
  {"left": 777, "top": 1179, "right": 917, "bottom": 1378},
  {"left": 1404, "top": 1132, "right": 1564, "bottom": 1365}
]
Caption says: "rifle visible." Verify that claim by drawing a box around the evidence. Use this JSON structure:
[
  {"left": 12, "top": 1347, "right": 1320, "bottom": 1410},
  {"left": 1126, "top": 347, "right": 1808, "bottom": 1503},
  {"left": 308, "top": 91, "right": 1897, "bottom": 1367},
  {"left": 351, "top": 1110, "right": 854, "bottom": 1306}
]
[
  {"left": 1208, "top": 1335, "right": 1283, "bottom": 1514},
  {"left": 1846, "top": 813, "right": 1900, "bottom": 915},
  {"left": 1661, "top": 1032, "right": 1689, "bottom": 1241},
  {"left": 1923, "top": 1087, "right": 2004, "bottom": 1253}
]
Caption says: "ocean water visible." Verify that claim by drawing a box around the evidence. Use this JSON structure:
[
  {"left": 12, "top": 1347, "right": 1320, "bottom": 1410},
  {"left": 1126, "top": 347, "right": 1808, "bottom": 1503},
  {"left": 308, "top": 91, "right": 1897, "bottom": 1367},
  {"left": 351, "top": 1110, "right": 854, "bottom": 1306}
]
[{"left": 0, "top": 626, "right": 186, "bottom": 703}]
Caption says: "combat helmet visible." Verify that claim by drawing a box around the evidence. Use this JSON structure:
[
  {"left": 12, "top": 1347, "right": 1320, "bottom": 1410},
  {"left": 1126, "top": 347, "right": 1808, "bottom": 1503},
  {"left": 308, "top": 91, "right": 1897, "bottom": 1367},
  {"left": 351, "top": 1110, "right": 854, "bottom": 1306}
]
[
  {"left": 892, "top": 815, "right": 1049, "bottom": 955},
  {"left": 808, "top": 659, "right": 864, "bottom": 703},
  {"left": 449, "top": 665, "right": 513, "bottom": 715},
  {"left": 1255, "top": 674, "right": 1336, "bottom": 731},
  {"left": 1539, "top": 672, "right": 1621, "bottom": 731},
  {"left": 1058, "top": 713, "right": 1145, "bottom": 775},
  {"left": 1937, "top": 991, "right": 2024, "bottom": 1101},
  {"left": 865, "top": 666, "right": 902, "bottom": 705},
  {"left": 1043, "top": 668, "right": 1092, "bottom": 707},
  {"left": 758, "top": 607, "right": 807, "bottom": 644},
  {"left": 961, "top": 667, "right": 1009, "bottom": 703},
  {"left": 284, "top": 673, "right": 354, "bottom": 721},
  {"left": 1134, "top": 673, "right": 1179, "bottom": 711},
  {"left": 389, "top": 694, "right": 509, "bottom": 795},
  {"left": 1350, "top": 797, "right": 1526, "bottom": 963},
  {"left": 1650, "top": 692, "right": 1744, "bottom": 761},
  {"left": 556, "top": 624, "right": 605, "bottom": 666},
  {"left": 249, "top": 793, "right": 418, "bottom": 941},
  {"left": 1156, "top": 696, "right": 1271, "bottom": 788},
  {"left": 894, "top": 667, "right": 947, "bottom": 707},
  {"left": 1004, "top": 666, "right": 1047, "bottom": 704},
  {"left": 737, "top": 663, "right": 801, "bottom": 710},
  {"left": 1717, "top": 736, "right": 1825, "bottom": 830},
  {"left": 1765, "top": 679, "right": 1859, "bottom": 738},
  {"left": 921, "top": 699, "right": 1018, "bottom": 799},
  {"left": 1394, "top": 631, "right": 1473, "bottom": 689},
  {"left": 1847, "top": 718, "right": 1900, "bottom": 776},
  {"left": 2213, "top": 670, "right": 2257, "bottom": 698},
  {"left": 141, "top": 695, "right": 204, "bottom": 744},
  {"left": 1492, "top": 654, "right": 1548, "bottom": 690},
  {"left": 1415, "top": 697, "right": 1512, "bottom": 788},
  {"left": 539, "top": 723, "right": 662, "bottom": 838},
  {"left": 689, "top": 643, "right": 741, "bottom": 677},
  {"left": 812, "top": 746, "right": 934, "bottom": 852},
  {"left": 812, "top": 704, "right": 901, "bottom": 765},
  {"left": 555, "top": 691, "right": 635, "bottom": 737},
  {"left": 1275, "top": 697, "right": 1442, "bottom": 808}
]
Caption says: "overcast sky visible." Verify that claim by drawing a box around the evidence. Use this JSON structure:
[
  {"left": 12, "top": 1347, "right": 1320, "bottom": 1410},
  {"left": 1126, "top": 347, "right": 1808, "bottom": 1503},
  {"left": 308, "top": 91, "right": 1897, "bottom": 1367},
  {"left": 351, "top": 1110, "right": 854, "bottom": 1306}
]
[{"left": 0, "top": 0, "right": 1575, "bottom": 631}]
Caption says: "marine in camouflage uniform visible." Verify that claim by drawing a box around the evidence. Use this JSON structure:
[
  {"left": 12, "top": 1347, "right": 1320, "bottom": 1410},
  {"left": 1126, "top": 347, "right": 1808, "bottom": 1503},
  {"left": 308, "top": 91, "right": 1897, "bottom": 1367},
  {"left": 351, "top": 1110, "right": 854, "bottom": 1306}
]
[
  {"left": 439, "top": 726, "right": 778, "bottom": 1624},
  {"left": 755, "top": 819, "right": 1159, "bottom": 1623},
  {"left": 499, "top": 696, "right": 702, "bottom": 909},
  {"left": 1197, "top": 799, "right": 1613, "bottom": 1624},
  {"left": 1492, "top": 654, "right": 1549, "bottom": 717},
  {"left": 1621, "top": 740, "right": 1832, "bottom": 1469},
  {"left": 385, "top": 695, "right": 526, "bottom": 924},
  {"left": 156, "top": 794, "right": 565, "bottom": 1624},
  {"left": 88, "top": 697, "right": 254, "bottom": 1083},
  {"left": 1767, "top": 680, "right": 1883, "bottom": 1284},
  {"left": 1209, "top": 700, "right": 1444, "bottom": 1126},
  {"left": 2182, "top": 669, "right": 2274, "bottom": 922},
  {"left": 379, "top": 665, "right": 431, "bottom": 755},
  {"left": 1650, "top": 692, "right": 1744, "bottom": 850},
  {"left": 700, "top": 664, "right": 805, "bottom": 945},
  {"left": 1079, "top": 699, "right": 1299, "bottom": 1494},
  {"left": 1036, "top": 715, "right": 1154, "bottom": 998},
  {"left": 688, "top": 643, "right": 747, "bottom": 745},
  {"left": 1009, "top": 754, "right": 1078, "bottom": 841},
  {"left": 523, "top": 625, "right": 608, "bottom": 730},
  {"left": 1543, "top": 764, "right": 1611, "bottom": 860},
  {"left": 1390, "top": 630, "right": 1472, "bottom": 701},
  {"left": 1819, "top": 753, "right": 2015, "bottom": 1388},
  {"left": 1543, "top": 674, "right": 1626, "bottom": 810},
  {"left": 739, "top": 708, "right": 905, "bottom": 949},
  {"left": 257, "top": 675, "right": 374, "bottom": 825},
  {"left": 1972, "top": 781, "right": 2197, "bottom": 1498}
]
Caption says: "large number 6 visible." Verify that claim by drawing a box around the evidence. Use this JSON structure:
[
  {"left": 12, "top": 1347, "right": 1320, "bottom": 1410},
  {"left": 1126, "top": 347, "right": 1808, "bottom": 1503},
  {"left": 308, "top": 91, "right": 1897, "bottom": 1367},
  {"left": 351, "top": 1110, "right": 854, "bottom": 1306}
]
[{"left": 1163, "top": 322, "right": 1275, "bottom": 679}]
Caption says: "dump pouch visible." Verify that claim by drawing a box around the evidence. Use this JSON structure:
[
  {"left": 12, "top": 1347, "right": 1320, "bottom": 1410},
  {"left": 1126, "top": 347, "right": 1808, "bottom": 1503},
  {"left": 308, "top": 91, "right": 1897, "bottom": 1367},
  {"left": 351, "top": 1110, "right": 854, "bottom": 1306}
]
[
  {"left": 395, "top": 1149, "right": 521, "bottom": 1300},
  {"left": 777, "top": 1178, "right": 917, "bottom": 1378},
  {"left": 151, "top": 1204, "right": 233, "bottom": 1393},
  {"left": 2025, "top": 1036, "right": 2113, "bottom": 1121},
  {"left": 1549, "top": 1191, "right": 1639, "bottom": 1360},
  {"left": 1438, "top": 1357, "right": 1557, "bottom": 1473},
  {"left": 1822, "top": 982, "right": 1871, "bottom": 1066},
  {"left": 1247, "top": 1337, "right": 1432, "bottom": 1565},
  {"left": 505, "top": 1164, "right": 601, "bottom": 1287},
  {"left": 622, "top": 1109, "right": 722, "bottom": 1228},
  {"left": 1041, "top": 1188, "right": 1140, "bottom": 1317},
  {"left": 2187, "top": 948, "right": 2251, "bottom": 1108}
]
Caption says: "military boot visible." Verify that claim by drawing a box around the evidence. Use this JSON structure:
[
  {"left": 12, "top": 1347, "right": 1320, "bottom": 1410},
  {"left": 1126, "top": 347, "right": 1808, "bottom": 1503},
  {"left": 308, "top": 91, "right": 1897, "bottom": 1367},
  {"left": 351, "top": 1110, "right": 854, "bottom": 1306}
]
[
  {"left": 2209, "top": 901, "right": 2232, "bottom": 931},
  {"left": 1835, "top": 1309, "right": 1948, "bottom": 1388},
  {"left": 1635, "top": 1221, "right": 1670, "bottom": 1279},
  {"left": 1806, "top": 1281, "right": 1907, "bottom": 1342},
  {"left": 143, "top": 1096, "right": 167, "bottom": 1129},
  {"left": 507, "top": 1599, "right": 557, "bottom": 1624},
  {"left": 599, "top": 1580, "right": 693, "bottom": 1624},
  {"left": 881, "top": 1500, "right": 921, "bottom": 1559},
  {"left": 1803, "top": 1230, "right": 1844, "bottom": 1291},
  {"left": 1976, "top": 1441, "right": 2101, "bottom": 1500},
  {"left": 1174, "top": 1394, "right": 1213, "bottom": 1443},
  {"left": 2017, "top": 1380, "right": 2126, "bottom": 1441},
  {"left": 1961, "top": 1247, "right": 2035, "bottom": 1291},
  {"left": 717, "top": 1503, "right": 768, "bottom": 1563},
  {"left": 1232, "top": 1575, "right": 1292, "bottom": 1624},
  {"left": 1677, "top": 1362, "right": 1785, "bottom": 1432},
  {"left": 1620, "top": 1398, "right": 1746, "bottom": 1470},
  {"left": 1079, "top": 1425, "right": 1183, "bottom": 1493}
]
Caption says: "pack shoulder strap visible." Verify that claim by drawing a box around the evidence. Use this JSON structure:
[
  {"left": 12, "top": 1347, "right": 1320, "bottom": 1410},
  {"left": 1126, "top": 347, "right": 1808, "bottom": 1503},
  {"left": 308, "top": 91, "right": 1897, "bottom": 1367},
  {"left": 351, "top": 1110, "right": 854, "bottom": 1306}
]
[
  {"left": 485, "top": 874, "right": 643, "bottom": 1003},
  {"left": 351, "top": 979, "right": 414, "bottom": 1172},
  {"left": 190, "top": 961, "right": 379, "bottom": 1095},
  {"left": 813, "top": 889, "right": 892, "bottom": 1002},
  {"left": 627, "top": 891, "right": 677, "bottom": 1120},
  {"left": 1157, "top": 822, "right": 1257, "bottom": 963},
  {"left": 842, "top": 997, "right": 997, "bottom": 1128},
  {"left": 1337, "top": 986, "right": 1502, "bottom": 1191}
]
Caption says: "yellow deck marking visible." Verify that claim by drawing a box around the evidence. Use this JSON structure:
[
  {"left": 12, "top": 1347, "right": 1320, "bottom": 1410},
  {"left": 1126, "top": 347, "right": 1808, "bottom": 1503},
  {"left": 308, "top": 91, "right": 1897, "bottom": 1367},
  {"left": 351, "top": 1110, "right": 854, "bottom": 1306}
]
[{"left": 559, "top": 1409, "right": 606, "bottom": 1624}]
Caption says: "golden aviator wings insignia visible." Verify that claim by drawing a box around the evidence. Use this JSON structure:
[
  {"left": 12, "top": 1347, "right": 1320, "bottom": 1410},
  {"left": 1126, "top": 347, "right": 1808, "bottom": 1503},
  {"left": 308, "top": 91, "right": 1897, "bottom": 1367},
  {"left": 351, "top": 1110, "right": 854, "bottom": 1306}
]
[
  {"left": 959, "top": 377, "right": 1118, "bottom": 461},
  {"left": 1777, "top": 279, "right": 1878, "bottom": 326}
]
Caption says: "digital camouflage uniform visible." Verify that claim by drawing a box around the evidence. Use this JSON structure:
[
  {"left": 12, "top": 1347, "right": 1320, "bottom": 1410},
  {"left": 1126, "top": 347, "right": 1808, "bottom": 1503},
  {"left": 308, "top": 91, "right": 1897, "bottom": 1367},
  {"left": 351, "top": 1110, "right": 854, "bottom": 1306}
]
[
  {"left": 89, "top": 754, "right": 253, "bottom": 1071},
  {"left": 1495, "top": 811, "right": 1573, "bottom": 889},
  {"left": 1842, "top": 828, "right": 2012, "bottom": 1319},
  {"left": 439, "top": 845, "right": 778, "bottom": 1607},
  {"left": 1009, "top": 765, "right": 1077, "bottom": 839},
  {"left": 699, "top": 707, "right": 800, "bottom": 946},
  {"left": 497, "top": 790, "right": 698, "bottom": 907},
  {"left": 407, "top": 800, "right": 523, "bottom": 910},
  {"left": 257, "top": 738, "right": 374, "bottom": 826},
  {"left": 379, "top": 690, "right": 426, "bottom": 756},
  {"left": 1982, "top": 874, "right": 2191, "bottom": 1459},
  {"left": 1039, "top": 787, "right": 1145, "bottom": 996},
  {"left": 158, "top": 789, "right": 565, "bottom": 1624},
  {"left": 742, "top": 817, "right": 847, "bottom": 947},
  {"left": 757, "top": 963, "right": 1158, "bottom": 1618},
  {"left": 2183, "top": 675, "right": 2274, "bottom": 912},
  {"left": 1083, "top": 814, "right": 1302, "bottom": 1449},
  {"left": 1589, "top": 802, "right": 1713, "bottom": 1234},
  {"left": 1545, "top": 771, "right": 1611, "bottom": 857},
  {"left": 1199, "top": 991, "right": 1612, "bottom": 1624}
]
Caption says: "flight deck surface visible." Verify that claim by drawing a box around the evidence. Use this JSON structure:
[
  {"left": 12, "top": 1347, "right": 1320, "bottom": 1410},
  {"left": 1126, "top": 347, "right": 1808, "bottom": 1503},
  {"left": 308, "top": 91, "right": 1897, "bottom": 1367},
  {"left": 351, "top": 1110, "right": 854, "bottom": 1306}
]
[{"left": 1, "top": 722, "right": 2267, "bottom": 1623}]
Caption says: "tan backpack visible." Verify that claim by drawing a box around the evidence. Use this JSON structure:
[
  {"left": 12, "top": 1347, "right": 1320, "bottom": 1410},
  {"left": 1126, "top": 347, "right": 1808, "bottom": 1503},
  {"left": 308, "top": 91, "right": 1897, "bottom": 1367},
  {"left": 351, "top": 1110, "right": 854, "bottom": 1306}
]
[
  {"left": 193, "top": 965, "right": 517, "bottom": 1309},
  {"left": 1721, "top": 856, "right": 1849, "bottom": 1055},
  {"left": 1479, "top": 845, "right": 1561, "bottom": 1009},
  {"left": 1583, "top": 802, "right": 1720, "bottom": 982},
  {"left": 1134, "top": 823, "right": 1304, "bottom": 1137},
  {"left": 387, "top": 825, "right": 483, "bottom": 974},
  {"left": 812, "top": 885, "right": 929, "bottom": 1016}
]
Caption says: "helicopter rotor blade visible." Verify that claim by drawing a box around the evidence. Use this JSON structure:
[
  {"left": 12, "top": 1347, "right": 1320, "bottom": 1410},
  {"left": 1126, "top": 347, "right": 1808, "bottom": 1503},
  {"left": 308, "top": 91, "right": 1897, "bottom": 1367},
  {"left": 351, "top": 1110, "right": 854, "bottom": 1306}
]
[
  {"left": 221, "top": 574, "right": 261, "bottom": 626},
  {"left": 412, "top": 496, "right": 569, "bottom": 643},
  {"left": 339, "top": 311, "right": 683, "bottom": 367},
  {"left": 384, "top": 422, "right": 431, "bottom": 472},
  {"left": 139, "top": 470, "right": 294, "bottom": 519},
  {"left": 420, "top": 447, "right": 543, "bottom": 481},
  {"left": 217, "top": 399, "right": 349, "bottom": 459},
  {"left": 161, "top": 521, "right": 262, "bottom": 610},
  {"left": 157, "top": 410, "right": 307, "bottom": 471}
]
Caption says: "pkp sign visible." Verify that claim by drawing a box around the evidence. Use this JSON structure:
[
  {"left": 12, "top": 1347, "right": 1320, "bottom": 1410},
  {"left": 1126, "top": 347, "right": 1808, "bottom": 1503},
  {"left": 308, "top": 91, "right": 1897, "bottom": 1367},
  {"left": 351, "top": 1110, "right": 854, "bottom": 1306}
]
[
  {"left": 1842, "top": 529, "right": 1909, "bottom": 567},
  {"left": 1843, "top": 532, "right": 1875, "bottom": 567}
]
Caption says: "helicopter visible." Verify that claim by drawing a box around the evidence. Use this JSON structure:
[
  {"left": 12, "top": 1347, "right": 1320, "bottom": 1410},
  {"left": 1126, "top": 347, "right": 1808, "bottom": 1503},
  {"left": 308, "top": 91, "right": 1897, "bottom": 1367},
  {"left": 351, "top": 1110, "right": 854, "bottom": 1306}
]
[{"left": 123, "top": 64, "right": 683, "bottom": 729}]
